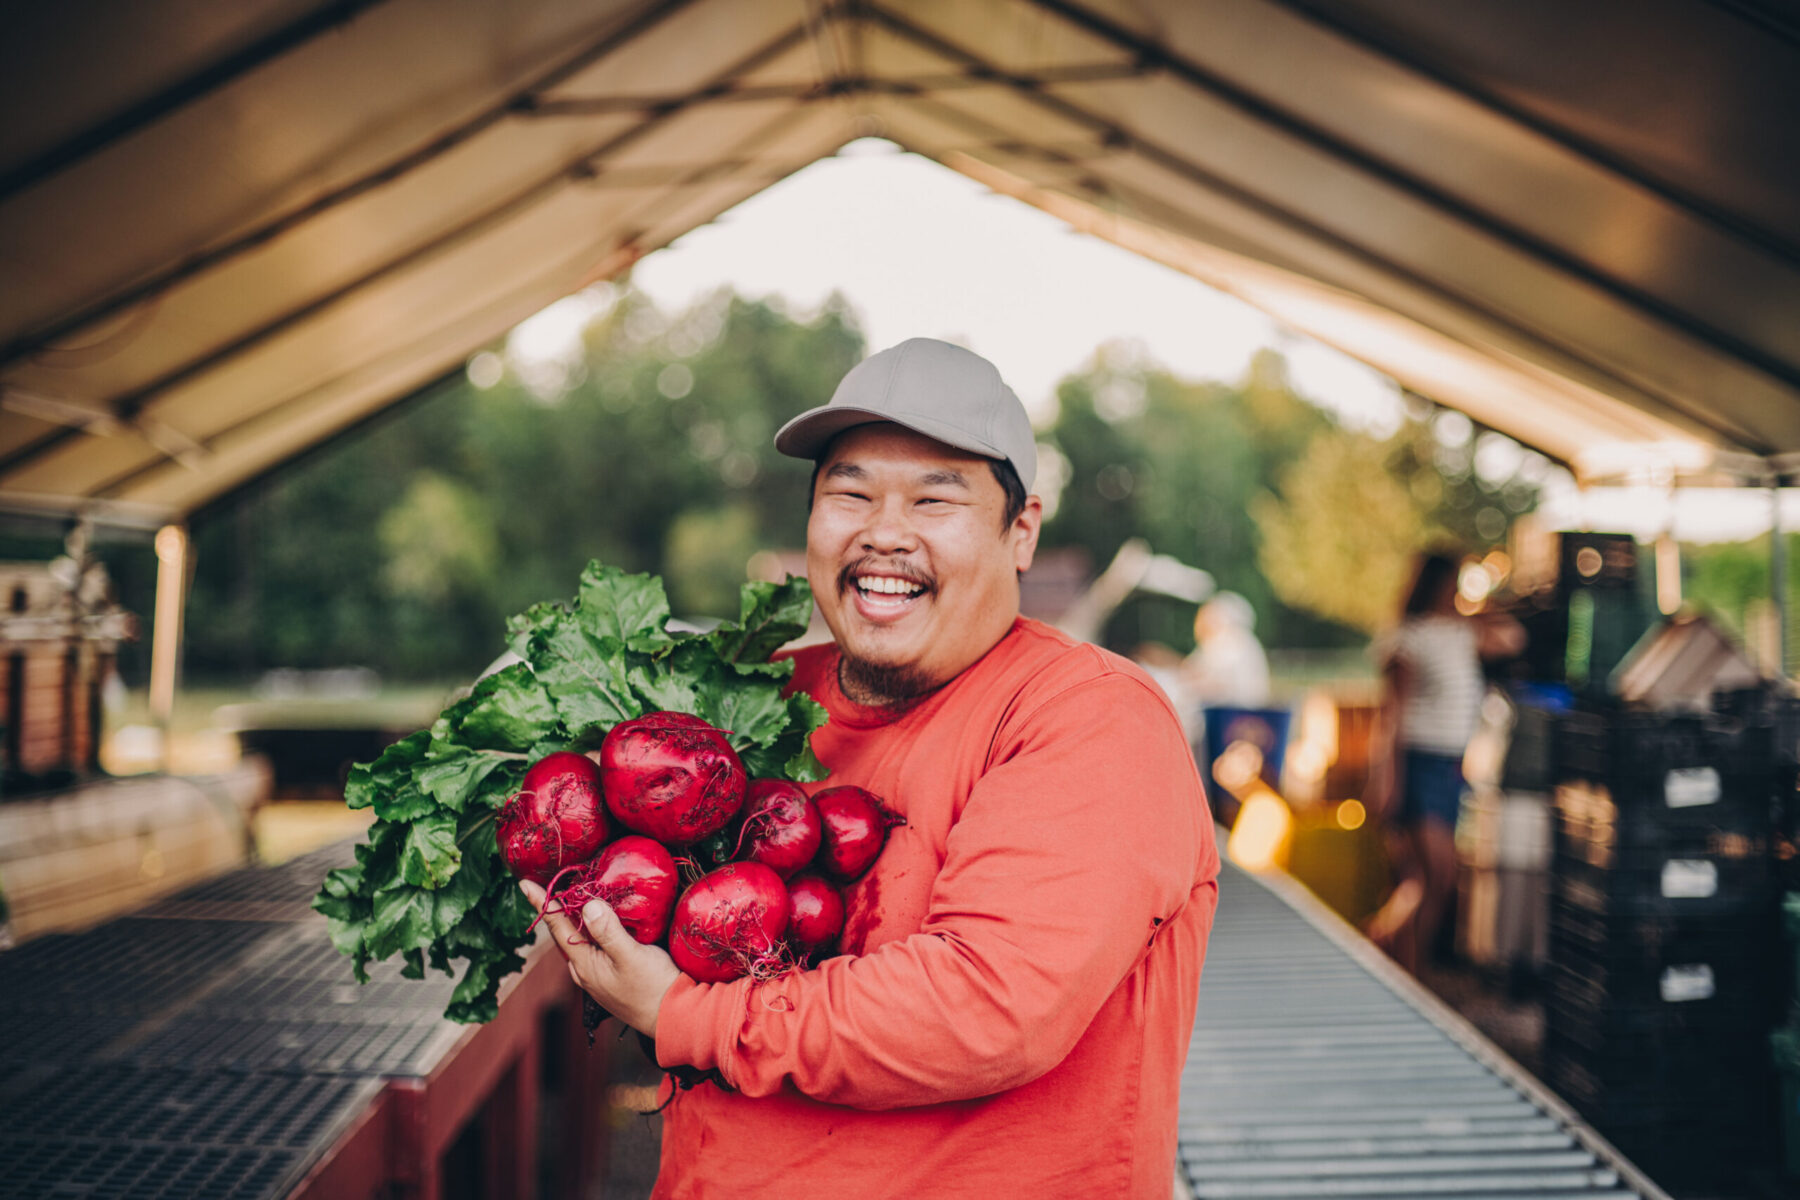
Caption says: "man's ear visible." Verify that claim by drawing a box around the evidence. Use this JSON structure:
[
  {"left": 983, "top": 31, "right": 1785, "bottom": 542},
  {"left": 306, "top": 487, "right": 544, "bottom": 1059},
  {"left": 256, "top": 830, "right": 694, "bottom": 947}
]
[{"left": 1010, "top": 496, "right": 1043, "bottom": 573}]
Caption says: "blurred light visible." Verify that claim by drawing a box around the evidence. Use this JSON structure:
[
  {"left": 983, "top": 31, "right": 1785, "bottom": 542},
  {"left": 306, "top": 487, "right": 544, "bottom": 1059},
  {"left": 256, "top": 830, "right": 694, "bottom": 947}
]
[
  {"left": 1227, "top": 783, "right": 1292, "bottom": 871},
  {"left": 1457, "top": 561, "right": 1494, "bottom": 603},
  {"left": 1335, "top": 799, "right": 1366, "bottom": 830},
  {"left": 1432, "top": 409, "right": 1473, "bottom": 446},
  {"left": 1212, "top": 740, "right": 1264, "bottom": 793},
  {"left": 466, "top": 351, "right": 503, "bottom": 389},
  {"left": 1481, "top": 549, "right": 1512, "bottom": 584},
  {"left": 657, "top": 363, "right": 694, "bottom": 399}
]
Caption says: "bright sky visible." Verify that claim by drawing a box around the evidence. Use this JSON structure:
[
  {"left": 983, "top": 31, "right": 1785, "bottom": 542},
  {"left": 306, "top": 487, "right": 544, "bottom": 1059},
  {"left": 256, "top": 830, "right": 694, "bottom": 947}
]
[
  {"left": 627, "top": 139, "right": 1403, "bottom": 433},
  {"left": 502, "top": 138, "right": 1782, "bottom": 545}
]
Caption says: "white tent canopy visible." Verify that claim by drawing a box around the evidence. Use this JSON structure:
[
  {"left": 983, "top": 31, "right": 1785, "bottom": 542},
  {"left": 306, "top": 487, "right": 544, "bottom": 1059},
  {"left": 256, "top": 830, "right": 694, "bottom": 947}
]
[{"left": 4, "top": 0, "right": 1798, "bottom": 526}]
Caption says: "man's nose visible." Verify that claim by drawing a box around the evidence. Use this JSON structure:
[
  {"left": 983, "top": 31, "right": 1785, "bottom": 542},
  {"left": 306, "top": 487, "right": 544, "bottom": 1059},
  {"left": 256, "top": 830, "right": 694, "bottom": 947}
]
[{"left": 859, "top": 497, "right": 919, "bottom": 553}]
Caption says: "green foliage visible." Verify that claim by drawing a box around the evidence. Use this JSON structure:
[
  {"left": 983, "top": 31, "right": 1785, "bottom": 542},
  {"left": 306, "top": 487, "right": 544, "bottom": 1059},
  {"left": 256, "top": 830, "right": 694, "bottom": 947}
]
[
  {"left": 1253, "top": 417, "right": 1539, "bottom": 635},
  {"left": 1041, "top": 347, "right": 1342, "bottom": 650},
  {"left": 1251, "top": 428, "right": 1427, "bottom": 634},
  {"left": 1040, "top": 347, "right": 1540, "bottom": 645},
  {"left": 312, "top": 561, "right": 826, "bottom": 1023},
  {"left": 179, "top": 290, "right": 863, "bottom": 682},
  {"left": 1683, "top": 533, "right": 1800, "bottom": 672}
]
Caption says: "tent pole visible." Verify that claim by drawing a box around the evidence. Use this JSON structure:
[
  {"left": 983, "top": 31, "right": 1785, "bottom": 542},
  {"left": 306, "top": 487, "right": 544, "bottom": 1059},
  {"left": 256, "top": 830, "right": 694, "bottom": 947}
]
[
  {"left": 149, "top": 524, "right": 190, "bottom": 757},
  {"left": 1774, "top": 482, "right": 1788, "bottom": 679}
]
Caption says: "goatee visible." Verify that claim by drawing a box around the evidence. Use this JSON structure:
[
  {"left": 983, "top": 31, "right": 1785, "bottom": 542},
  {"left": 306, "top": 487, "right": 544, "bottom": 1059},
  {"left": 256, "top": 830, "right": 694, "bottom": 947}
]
[{"left": 838, "top": 654, "right": 940, "bottom": 709}]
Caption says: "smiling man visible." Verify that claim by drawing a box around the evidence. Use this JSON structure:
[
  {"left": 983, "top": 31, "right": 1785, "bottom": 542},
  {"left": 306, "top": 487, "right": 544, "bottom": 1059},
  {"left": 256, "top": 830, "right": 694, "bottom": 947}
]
[{"left": 525, "top": 338, "right": 1220, "bottom": 1199}]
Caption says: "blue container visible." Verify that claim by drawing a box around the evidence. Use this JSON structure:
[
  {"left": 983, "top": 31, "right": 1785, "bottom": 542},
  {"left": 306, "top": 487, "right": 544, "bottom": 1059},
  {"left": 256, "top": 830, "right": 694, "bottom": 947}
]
[{"left": 1197, "top": 706, "right": 1291, "bottom": 817}]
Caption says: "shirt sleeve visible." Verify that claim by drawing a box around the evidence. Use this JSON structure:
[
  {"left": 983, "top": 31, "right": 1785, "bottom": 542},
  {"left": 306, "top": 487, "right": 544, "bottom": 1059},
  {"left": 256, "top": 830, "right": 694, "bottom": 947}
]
[{"left": 652, "top": 670, "right": 1210, "bottom": 1110}]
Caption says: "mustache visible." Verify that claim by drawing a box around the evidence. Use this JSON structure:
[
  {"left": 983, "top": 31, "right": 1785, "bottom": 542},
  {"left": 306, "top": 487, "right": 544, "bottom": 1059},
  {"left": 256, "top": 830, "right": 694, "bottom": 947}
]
[{"left": 837, "top": 557, "right": 936, "bottom": 595}]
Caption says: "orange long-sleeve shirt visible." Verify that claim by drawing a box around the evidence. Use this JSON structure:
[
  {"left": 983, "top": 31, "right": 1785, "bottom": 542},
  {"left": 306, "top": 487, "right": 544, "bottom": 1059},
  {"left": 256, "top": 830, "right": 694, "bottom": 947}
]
[{"left": 653, "top": 617, "right": 1220, "bottom": 1198}]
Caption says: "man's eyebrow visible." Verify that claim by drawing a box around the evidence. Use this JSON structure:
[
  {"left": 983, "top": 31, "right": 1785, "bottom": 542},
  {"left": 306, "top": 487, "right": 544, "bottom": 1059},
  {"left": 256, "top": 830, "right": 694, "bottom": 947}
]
[
  {"left": 920, "top": 468, "right": 970, "bottom": 488},
  {"left": 823, "top": 462, "right": 868, "bottom": 481}
]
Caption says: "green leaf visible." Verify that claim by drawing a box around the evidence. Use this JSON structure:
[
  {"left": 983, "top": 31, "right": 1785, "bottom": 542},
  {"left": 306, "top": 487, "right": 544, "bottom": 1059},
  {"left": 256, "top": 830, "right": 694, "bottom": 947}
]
[
  {"left": 525, "top": 614, "right": 641, "bottom": 735},
  {"left": 374, "top": 780, "right": 436, "bottom": 823},
  {"left": 446, "top": 950, "right": 526, "bottom": 1024},
  {"left": 344, "top": 731, "right": 430, "bottom": 809},
  {"left": 367, "top": 886, "right": 438, "bottom": 959},
  {"left": 577, "top": 563, "right": 673, "bottom": 649},
  {"left": 786, "top": 737, "right": 829, "bottom": 783},
  {"left": 400, "top": 811, "right": 461, "bottom": 889},
  {"left": 506, "top": 600, "right": 566, "bottom": 657},
  {"left": 713, "top": 575, "right": 813, "bottom": 664},
  {"left": 428, "top": 692, "right": 479, "bottom": 754},
  {"left": 414, "top": 750, "right": 511, "bottom": 812},
  {"left": 702, "top": 680, "right": 789, "bottom": 751},
  {"left": 311, "top": 865, "right": 367, "bottom": 923},
  {"left": 786, "top": 694, "right": 830, "bottom": 781},
  {"left": 454, "top": 664, "right": 560, "bottom": 751},
  {"left": 488, "top": 876, "right": 539, "bottom": 941},
  {"left": 628, "top": 651, "right": 708, "bottom": 716},
  {"left": 401, "top": 948, "right": 426, "bottom": 980}
]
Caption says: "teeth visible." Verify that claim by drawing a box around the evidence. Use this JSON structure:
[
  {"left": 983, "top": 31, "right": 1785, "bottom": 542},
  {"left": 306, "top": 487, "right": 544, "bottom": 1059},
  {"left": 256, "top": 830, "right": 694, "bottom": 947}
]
[{"left": 858, "top": 575, "right": 922, "bottom": 596}]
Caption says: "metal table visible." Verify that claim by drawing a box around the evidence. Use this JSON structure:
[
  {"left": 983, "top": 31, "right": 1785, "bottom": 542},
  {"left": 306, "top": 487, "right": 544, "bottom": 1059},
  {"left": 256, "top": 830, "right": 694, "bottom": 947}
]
[{"left": 0, "top": 840, "right": 604, "bottom": 1200}]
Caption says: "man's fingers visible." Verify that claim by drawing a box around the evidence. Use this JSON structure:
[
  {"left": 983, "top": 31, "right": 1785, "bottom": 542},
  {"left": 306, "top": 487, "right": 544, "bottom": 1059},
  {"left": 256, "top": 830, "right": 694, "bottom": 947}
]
[
  {"left": 520, "top": 880, "right": 585, "bottom": 955},
  {"left": 579, "top": 898, "right": 631, "bottom": 953}
]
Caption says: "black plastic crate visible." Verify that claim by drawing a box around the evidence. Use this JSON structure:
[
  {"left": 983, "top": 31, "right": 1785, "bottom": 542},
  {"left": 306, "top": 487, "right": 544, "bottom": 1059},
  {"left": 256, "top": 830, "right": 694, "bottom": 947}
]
[
  {"left": 1713, "top": 688, "right": 1800, "bottom": 765},
  {"left": 1543, "top": 1033, "right": 1774, "bottom": 1118},
  {"left": 1542, "top": 1021, "right": 1770, "bottom": 1084},
  {"left": 1548, "top": 893, "right": 1781, "bottom": 959},
  {"left": 1553, "top": 852, "right": 1778, "bottom": 921},
  {"left": 1573, "top": 1109, "right": 1780, "bottom": 1193},
  {"left": 1501, "top": 704, "right": 1560, "bottom": 792},
  {"left": 1553, "top": 776, "right": 1776, "bottom": 853},
  {"left": 1545, "top": 955, "right": 1779, "bottom": 1042},
  {"left": 1556, "top": 708, "right": 1711, "bottom": 785},
  {"left": 1556, "top": 708, "right": 1783, "bottom": 818}
]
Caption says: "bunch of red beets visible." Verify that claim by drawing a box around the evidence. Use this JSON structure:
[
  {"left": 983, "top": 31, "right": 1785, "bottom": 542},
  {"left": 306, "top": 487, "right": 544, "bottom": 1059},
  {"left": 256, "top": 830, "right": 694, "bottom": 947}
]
[{"left": 500, "top": 711, "right": 896, "bottom": 1007}]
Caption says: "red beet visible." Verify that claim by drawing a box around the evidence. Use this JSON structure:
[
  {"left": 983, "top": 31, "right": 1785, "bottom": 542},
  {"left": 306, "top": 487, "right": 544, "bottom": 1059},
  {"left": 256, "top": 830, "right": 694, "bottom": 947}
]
[
  {"left": 668, "top": 862, "right": 792, "bottom": 984},
  {"left": 784, "top": 874, "right": 844, "bottom": 961},
  {"left": 495, "top": 751, "right": 609, "bottom": 885},
  {"left": 812, "top": 786, "right": 895, "bottom": 881},
  {"left": 558, "top": 835, "right": 680, "bottom": 945},
  {"left": 600, "top": 711, "right": 747, "bottom": 844},
  {"left": 737, "top": 779, "right": 823, "bottom": 879}
]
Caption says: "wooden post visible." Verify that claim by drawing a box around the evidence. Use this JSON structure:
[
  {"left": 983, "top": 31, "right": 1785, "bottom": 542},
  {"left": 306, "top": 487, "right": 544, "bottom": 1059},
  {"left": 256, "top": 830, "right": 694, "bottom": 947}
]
[
  {"left": 1774, "top": 483, "right": 1789, "bottom": 678},
  {"left": 148, "top": 524, "right": 189, "bottom": 742}
]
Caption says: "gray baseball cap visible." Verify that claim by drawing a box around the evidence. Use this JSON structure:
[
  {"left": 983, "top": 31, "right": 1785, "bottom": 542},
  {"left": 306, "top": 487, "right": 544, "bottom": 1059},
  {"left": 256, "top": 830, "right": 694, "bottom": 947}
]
[{"left": 774, "top": 338, "right": 1037, "bottom": 491}]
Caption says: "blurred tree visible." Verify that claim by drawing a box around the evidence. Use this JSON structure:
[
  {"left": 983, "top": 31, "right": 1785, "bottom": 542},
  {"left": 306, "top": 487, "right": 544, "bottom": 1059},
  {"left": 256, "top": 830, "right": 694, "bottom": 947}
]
[
  {"left": 1040, "top": 345, "right": 1344, "bottom": 652},
  {"left": 175, "top": 289, "right": 862, "bottom": 684},
  {"left": 1251, "top": 428, "right": 1428, "bottom": 635},
  {"left": 1683, "top": 534, "right": 1800, "bottom": 653},
  {"left": 1253, "top": 414, "right": 1540, "bottom": 635}
]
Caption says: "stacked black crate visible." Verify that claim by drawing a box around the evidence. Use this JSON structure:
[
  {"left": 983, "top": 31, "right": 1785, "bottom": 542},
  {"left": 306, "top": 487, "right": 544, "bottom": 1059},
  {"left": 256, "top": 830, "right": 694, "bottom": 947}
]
[{"left": 1545, "top": 707, "right": 1784, "bottom": 1189}]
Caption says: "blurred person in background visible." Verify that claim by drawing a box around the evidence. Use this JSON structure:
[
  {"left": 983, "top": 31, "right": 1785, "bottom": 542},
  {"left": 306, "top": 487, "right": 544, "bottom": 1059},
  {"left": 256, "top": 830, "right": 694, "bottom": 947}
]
[
  {"left": 1180, "top": 592, "right": 1271, "bottom": 713},
  {"left": 1364, "top": 550, "right": 1524, "bottom": 973},
  {"left": 1179, "top": 592, "right": 1275, "bottom": 828}
]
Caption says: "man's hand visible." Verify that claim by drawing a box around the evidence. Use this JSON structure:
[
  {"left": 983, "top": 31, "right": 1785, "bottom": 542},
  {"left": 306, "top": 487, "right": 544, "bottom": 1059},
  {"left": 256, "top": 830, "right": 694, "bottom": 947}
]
[{"left": 519, "top": 880, "right": 682, "bottom": 1036}]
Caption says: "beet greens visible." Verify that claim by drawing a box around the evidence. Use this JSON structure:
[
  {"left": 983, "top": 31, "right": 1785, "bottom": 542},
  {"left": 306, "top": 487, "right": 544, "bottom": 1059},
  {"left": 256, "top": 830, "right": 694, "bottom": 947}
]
[{"left": 311, "top": 561, "right": 827, "bottom": 1023}]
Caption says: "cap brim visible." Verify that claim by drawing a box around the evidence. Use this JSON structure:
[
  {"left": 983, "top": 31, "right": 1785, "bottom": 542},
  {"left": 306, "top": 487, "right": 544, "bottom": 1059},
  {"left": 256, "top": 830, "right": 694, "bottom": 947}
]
[{"left": 774, "top": 405, "right": 1007, "bottom": 465}]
